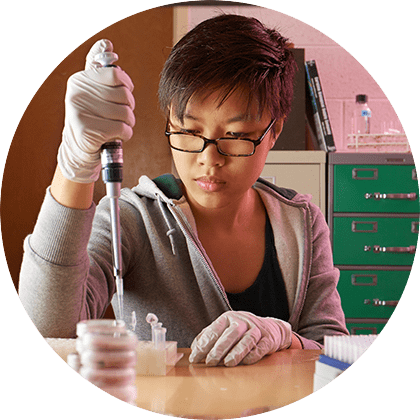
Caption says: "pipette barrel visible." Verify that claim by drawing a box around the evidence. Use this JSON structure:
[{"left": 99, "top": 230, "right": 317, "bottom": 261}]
[{"left": 96, "top": 48, "right": 125, "bottom": 323}]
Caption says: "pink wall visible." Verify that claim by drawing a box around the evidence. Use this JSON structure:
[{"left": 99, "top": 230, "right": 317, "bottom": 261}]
[{"left": 184, "top": 4, "right": 402, "bottom": 152}]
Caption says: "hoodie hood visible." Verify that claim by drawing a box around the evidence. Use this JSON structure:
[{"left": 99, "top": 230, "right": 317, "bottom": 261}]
[
  {"left": 133, "top": 173, "right": 312, "bottom": 207},
  {"left": 130, "top": 173, "right": 313, "bottom": 259}
]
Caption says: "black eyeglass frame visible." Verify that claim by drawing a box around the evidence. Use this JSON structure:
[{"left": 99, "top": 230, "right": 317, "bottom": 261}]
[{"left": 165, "top": 118, "right": 277, "bottom": 157}]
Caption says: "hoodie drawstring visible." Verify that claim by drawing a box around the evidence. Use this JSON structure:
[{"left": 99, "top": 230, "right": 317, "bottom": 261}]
[{"left": 156, "top": 195, "right": 177, "bottom": 255}]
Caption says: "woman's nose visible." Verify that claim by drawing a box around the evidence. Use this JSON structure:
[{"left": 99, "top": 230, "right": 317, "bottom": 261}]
[{"left": 197, "top": 142, "right": 225, "bottom": 167}]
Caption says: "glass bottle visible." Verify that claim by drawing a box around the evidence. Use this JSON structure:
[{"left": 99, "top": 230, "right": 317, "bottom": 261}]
[{"left": 353, "top": 94, "right": 372, "bottom": 134}]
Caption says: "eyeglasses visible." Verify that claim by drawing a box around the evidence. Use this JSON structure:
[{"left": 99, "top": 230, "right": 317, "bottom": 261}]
[{"left": 165, "top": 119, "right": 276, "bottom": 157}]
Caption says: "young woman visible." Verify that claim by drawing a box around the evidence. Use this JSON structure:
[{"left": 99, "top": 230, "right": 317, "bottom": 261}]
[{"left": 19, "top": 14, "right": 347, "bottom": 367}]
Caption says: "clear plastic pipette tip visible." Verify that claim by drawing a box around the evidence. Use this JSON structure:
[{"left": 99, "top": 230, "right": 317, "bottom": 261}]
[
  {"left": 115, "top": 275, "right": 124, "bottom": 321},
  {"left": 130, "top": 311, "right": 137, "bottom": 332}
]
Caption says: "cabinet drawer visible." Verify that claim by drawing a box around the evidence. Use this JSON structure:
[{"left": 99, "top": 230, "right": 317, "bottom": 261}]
[
  {"left": 333, "top": 164, "right": 419, "bottom": 213},
  {"left": 338, "top": 269, "right": 409, "bottom": 318},
  {"left": 261, "top": 151, "right": 326, "bottom": 215},
  {"left": 346, "top": 322, "right": 386, "bottom": 335},
  {"left": 333, "top": 216, "right": 418, "bottom": 266}
]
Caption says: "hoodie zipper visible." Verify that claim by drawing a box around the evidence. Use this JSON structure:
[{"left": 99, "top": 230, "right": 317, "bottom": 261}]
[{"left": 168, "top": 203, "right": 232, "bottom": 310}]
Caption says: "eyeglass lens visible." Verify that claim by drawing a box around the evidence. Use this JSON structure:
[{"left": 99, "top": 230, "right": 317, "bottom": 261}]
[{"left": 169, "top": 135, "right": 255, "bottom": 156}]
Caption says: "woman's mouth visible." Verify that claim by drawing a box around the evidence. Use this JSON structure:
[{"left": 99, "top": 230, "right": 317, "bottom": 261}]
[{"left": 195, "top": 176, "right": 226, "bottom": 192}]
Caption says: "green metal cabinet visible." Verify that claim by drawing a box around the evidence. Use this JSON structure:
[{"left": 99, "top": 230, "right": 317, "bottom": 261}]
[
  {"left": 345, "top": 322, "right": 386, "bottom": 335},
  {"left": 333, "top": 216, "right": 418, "bottom": 266},
  {"left": 337, "top": 269, "right": 408, "bottom": 318},
  {"left": 328, "top": 153, "right": 419, "bottom": 334},
  {"left": 333, "top": 164, "right": 418, "bottom": 213}
]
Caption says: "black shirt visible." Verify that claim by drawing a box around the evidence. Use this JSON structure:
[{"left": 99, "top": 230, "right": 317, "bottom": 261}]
[{"left": 226, "top": 215, "right": 290, "bottom": 321}]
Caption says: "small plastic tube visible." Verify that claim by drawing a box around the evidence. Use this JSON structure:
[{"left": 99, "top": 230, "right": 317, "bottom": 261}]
[
  {"left": 146, "top": 313, "right": 158, "bottom": 326},
  {"left": 146, "top": 315, "right": 167, "bottom": 354},
  {"left": 152, "top": 322, "right": 162, "bottom": 343},
  {"left": 130, "top": 311, "right": 137, "bottom": 332},
  {"left": 153, "top": 326, "right": 167, "bottom": 351}
]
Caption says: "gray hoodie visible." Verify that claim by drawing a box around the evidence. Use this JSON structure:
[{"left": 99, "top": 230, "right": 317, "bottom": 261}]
[{"left": 19, "top": 174, "right": 347, "bottom": 348}]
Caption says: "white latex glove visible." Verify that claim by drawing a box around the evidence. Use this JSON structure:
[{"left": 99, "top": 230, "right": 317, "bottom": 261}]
[
  {"left": 189, "top": 311, "right": 292, "bottom": 367},
  {"left": 57, "top": 39, "right": 135, "bottom": 183}
]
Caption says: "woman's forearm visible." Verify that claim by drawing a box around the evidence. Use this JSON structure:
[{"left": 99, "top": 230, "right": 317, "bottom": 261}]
[{"left": 51, "top": 165, "right": 95, "bottom": 210}]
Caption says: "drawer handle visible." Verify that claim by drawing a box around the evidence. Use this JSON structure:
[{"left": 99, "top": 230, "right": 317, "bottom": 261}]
[
  {"left": 352, "top": 168, "right": 378, "bottom": 180},
  {"left": 350, "top": 326, "right": 378, "bottom": 334},
  {"left": 365, "top": 192, "right": 417, "bottom": 200},
  {"left": 364, "top": 245, "right": 416, "bottom": 254},
  {"left": 352, "top": 221, "right": 378, "bottom": 233},
  {"left": 364, "top": 299, "right": 398, "bottom": 307},
  {"left": 351, "top": 274, "right": 378, "bottom": 286}
]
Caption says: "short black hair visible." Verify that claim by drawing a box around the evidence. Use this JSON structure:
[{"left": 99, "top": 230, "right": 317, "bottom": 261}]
[{"left": 158, "top": 14, "right": 296, "bottom": 123}]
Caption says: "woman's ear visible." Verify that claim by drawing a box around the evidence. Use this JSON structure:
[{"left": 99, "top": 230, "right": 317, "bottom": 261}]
[{"left": 270, "top": 118, "right": 284, "bottom": 149}]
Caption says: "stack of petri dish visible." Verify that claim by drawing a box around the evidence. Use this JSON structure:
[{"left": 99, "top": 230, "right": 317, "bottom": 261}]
[{"left": 70, "top": 320, "right": 138, "bottom": 405}]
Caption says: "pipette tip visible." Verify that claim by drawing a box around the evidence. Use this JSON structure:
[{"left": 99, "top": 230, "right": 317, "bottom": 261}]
[{"left": 116, "top": 276, "right": 124, "bottom": 321}]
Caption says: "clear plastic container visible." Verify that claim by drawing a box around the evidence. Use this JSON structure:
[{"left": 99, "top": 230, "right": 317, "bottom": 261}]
[
  {"left": 77, "top": 330, "right": 138, "bottom": 353},
  {"left": 76, "top": 319, "right": 126, "bottom": 337},
  {"left": 80, "top": 350, "right": 137, "bottom": 369},
  {"left": 67, "top": 353, "right": 81, "bottom": 372},
  {"left": 72, "top": 319, "right": 138, "bottom": 405},
  {"left": 79, "top": 367, "right": 136, "bottom": 387},
  {"left": 136, "top": 341, "right": 167, "bottom": 376}
]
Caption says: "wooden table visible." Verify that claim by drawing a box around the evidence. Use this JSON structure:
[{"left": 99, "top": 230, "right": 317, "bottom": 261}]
[
  {"left": 135, "top": 348, "right": 321, "bottom": 418},
  {"left": 46, "top": 339, "right": 321, "bottom": 418}
]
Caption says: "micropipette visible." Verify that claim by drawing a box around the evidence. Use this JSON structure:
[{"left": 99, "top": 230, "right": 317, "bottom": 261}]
[{"left": 95, "top": 48, "right": 124, "bottom": 321}]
